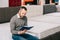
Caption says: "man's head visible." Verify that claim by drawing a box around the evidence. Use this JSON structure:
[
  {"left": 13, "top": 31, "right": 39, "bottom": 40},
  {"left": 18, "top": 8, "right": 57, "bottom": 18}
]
[{"left": 18, "top": 6, "right": 27, "bottom": 18}]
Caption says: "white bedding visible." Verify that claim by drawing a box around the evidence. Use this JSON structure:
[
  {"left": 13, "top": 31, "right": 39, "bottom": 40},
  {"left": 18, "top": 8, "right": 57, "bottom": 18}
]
[
  {"left": 28, "top": 21, "right": 60, "bottom": 38},
  {"left": 29, "top": 15, "right": 60, "bottom": 24},
  {"left": 28, "top": 21, "right": 60, "bottom": 33},
  {"left": 45, "top": 12, "right": 60, "bottom": 17},
  {"left": 0, "top": 13, "right": 60, "bottom": 40},
  {"left": 0, "top": 21, "right": 60, "bottom": 40},
  {"left": 0, "top": 23, "right": 12, "bottom": 40}
]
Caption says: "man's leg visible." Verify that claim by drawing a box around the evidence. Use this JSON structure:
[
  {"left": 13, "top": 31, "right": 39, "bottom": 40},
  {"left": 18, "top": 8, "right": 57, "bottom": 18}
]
[
  {"left": 12, "top": 34, "right": 27, "bottom": 40},
  {"left": 20, "top": 34, "right": 39, "bottom": 40}
]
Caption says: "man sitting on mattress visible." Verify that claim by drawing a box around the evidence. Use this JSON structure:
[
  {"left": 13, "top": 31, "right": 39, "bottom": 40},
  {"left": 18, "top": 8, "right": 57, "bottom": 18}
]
[{"left": 10, "top": 6, "right": 39, "bottom": 40}]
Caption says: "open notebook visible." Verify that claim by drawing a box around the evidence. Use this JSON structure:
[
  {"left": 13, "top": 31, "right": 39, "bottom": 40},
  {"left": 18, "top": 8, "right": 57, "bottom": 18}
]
[{"left": 16, "top": 26, "right": 33, "bottom": 31}]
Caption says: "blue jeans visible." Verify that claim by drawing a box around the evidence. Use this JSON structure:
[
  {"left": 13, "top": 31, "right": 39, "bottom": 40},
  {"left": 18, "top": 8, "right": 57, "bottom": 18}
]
[{"left": 12, "top": 34, "right": 39, "bottom": 40}]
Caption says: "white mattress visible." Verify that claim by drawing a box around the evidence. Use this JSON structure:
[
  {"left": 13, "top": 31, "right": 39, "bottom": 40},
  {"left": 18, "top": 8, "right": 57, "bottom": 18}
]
[
  {"left": 45, "top": 12, "right": 60, "bottom": 17},
  {"left": 0, "top": 14, "right": 60, "bottom": 40},
  {"left": 0, "top": 23, "right": 12, "bottom": 40},
  {"left": 29, "top": 15, "right": 60, "bottom": 24},
  {"left": 0, "top": 21, "right": 60, "bottom": 40},
  {"left": 28, "top": 21, "right": 60, "bottom": 38}
]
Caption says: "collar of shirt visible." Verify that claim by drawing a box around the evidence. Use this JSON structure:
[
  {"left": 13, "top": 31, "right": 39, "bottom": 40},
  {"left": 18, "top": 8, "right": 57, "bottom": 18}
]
[{"left": 17, "top": 14, "right": 21, "bottom": 18}]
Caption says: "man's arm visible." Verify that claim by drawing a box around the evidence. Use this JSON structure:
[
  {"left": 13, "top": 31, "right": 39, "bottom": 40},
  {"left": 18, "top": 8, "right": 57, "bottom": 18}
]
[
  {"left": 10, "top": 18, "right": 19, "bottom": 34},
  {"left": 10, "top": 18, "right": 27, "bottom": 34}
]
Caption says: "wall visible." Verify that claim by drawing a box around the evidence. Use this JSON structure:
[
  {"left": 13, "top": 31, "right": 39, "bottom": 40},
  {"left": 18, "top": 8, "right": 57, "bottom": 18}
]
[
  {"left": 0, "top": 0, "right": 9, "bottom": 7},
  {"left": 58, "top": 0, "right": 60, "bottom": 5}
]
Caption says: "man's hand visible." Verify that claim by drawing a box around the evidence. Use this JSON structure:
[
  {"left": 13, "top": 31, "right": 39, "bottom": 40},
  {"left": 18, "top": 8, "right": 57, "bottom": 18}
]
[{"left": 18, "top": 29, "right": 27, "bottom": 34}]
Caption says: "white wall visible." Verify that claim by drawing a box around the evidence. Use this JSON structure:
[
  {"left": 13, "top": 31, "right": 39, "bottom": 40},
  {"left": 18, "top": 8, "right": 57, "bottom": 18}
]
[
  {"left": 58, "top": 0, "right": 60, "bottom": 5},
  {"left": 0, "top": 0, "right": 9, "bottom": 7}
]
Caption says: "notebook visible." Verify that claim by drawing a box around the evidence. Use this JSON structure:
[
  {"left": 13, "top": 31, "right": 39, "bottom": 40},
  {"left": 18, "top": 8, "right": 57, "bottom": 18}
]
[{"left": 16, "top": 26, "right": 33, "bottom": 31}]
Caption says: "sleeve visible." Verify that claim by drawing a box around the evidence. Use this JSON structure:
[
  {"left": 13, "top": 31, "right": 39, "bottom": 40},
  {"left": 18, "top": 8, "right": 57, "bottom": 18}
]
[{"left": 10, "top": 18, "right": 19, "bottom": 34}]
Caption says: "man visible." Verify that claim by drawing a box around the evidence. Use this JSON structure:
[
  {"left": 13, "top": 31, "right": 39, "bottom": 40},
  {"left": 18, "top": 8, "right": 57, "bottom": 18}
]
[{"left": 10, "top": 6, "right": 39, "bottom": 40}]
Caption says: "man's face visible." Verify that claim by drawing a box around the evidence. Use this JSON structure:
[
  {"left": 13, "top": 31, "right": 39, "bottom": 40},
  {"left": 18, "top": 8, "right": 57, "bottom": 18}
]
[{"left": 19, "top": 9, "right": 27, "bottom": 17}]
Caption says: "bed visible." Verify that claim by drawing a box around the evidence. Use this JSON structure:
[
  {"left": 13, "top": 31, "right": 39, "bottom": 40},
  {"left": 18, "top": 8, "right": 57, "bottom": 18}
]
[
  {"left": 0, "top": 5, "right": 60, "bottom": 40},
  {"left": 0, "top": 19, "right": 60, "bottom": 40},
  {"left": 45, "top": 12, "right": 60, "bottom": 17}
]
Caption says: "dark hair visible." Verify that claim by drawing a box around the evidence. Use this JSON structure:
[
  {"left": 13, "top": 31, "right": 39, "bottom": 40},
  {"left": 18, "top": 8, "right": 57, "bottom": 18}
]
[{"left": 20, "top": 6, "right": 27, "bottom": 11}]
